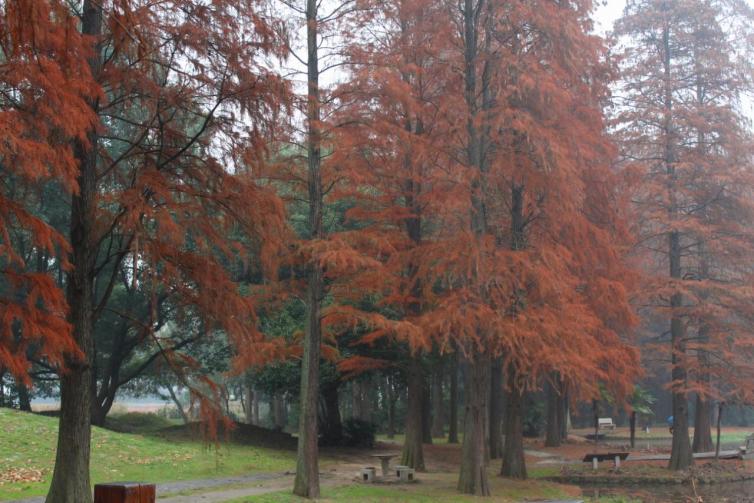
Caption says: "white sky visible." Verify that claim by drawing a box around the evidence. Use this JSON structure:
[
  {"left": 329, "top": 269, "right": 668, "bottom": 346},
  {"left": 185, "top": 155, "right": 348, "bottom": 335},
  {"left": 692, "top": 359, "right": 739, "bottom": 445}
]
[{"left": 594, "top": 0, "right": 627, "bottom": 34}]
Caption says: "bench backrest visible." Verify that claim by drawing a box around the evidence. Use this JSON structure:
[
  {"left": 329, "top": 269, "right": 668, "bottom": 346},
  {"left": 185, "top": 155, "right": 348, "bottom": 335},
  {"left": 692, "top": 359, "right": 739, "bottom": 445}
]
[{"left": 598, "top": 418, "right": 614, "bottom": 426}]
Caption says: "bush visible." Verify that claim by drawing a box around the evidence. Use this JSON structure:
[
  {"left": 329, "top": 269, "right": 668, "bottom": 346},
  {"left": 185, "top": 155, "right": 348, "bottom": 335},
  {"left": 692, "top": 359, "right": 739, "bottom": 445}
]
[
  {"left": 105, "top": 412, "right": 176, "bottom": 433},
  {"left": 342, "top": 418, "right": 377, "bottom": 448}
]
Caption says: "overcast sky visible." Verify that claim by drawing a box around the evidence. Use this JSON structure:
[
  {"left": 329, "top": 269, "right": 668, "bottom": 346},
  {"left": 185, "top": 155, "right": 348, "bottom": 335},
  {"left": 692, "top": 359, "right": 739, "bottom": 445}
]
[{"left": 594, "top": 0, "right": 627, "bottom": 34}]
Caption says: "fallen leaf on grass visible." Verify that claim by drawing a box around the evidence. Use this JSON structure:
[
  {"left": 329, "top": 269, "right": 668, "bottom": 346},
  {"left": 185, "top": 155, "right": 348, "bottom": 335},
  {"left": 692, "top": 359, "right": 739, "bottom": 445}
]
[{"left": 0, "top": 468, "right": 44, "bottom": 485}]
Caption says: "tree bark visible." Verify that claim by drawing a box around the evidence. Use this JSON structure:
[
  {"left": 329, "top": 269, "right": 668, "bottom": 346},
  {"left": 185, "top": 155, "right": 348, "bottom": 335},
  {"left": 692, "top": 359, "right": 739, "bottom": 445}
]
[
  {"left": 386, "top": 375, "right": 396, "bottom": 439},
  {"left": 693, "top": 393, "right": 714, "bottom": 453},
  {"left": 293, "top": 0, "right": 323, "bottom": 497},
  {"left": 421, "top": 376, "right": 432, "bottom": 444},
  {"left": 559, "top": 383, "right": 568, "bottom": 441},
  {"left": 660, "top": 16, "right": 692, "bottom": 472},
  {"left": 431, "top": 366, "right": 444, "bottom": 438},
  {"left": 545, "top": 376, "right": 561, "bottom": 448},
  {"left": 244, "top": 380, "right": 254, "bottom": 425},
  {"left": 401, "top": 360, "right": 425, "bottom": 471},
  {"left": 168, "top": 386, "right": 189, "bottom": 425},
  {"left": 448, "top": 353, "right": 459, "bottom": 444},
  {"left": 318, "top": 380, "right": 342, "bottom": 446},
  {"left": 630, "top": 411, "right": 636, "bottom": 449},
  {"left": 488, "top": 357, "right": 503, "bottom": 458},
  {"left": 17, "top": 383, "right": 32, "bottom": 412},
  {"left": 501, "top": 370, "right": 527, "bottom": 479},
  {"left": 715, "top": 402, "right": 723, "bottom": 459},
  {"left": 457, "top": 354, "right": 490, "bottom": 495},
  {"left": 46, "top": 3, "right": 101, "bottom": 501}
]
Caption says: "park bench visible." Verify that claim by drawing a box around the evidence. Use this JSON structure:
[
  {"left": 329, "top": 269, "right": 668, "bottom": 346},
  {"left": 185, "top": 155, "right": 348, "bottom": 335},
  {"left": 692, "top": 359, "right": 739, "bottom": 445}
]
[
  {"left": 583, "top": 452, "right": 629, "bottom": 470},
  {"left": 742, "top": 433, "right": 754, "bottom": 459},
  {"left": 597, "top": 417, "right": 616, "bottom": 431},
  {"left": 94, "top": 482, "right": 155, "bottom": 503}
]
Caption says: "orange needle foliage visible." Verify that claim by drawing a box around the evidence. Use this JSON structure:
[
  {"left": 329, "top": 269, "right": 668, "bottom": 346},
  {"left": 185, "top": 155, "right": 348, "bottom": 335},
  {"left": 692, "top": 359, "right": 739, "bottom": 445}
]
[{"left": 0, "top": 0, "right": 99, "bottom": 380}]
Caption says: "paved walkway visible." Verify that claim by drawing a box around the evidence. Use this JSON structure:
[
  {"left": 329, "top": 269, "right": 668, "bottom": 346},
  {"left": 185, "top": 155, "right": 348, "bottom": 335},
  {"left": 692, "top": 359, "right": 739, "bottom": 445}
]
[{"left": 9, "top": 472, "right": 292, "bottom": 503}]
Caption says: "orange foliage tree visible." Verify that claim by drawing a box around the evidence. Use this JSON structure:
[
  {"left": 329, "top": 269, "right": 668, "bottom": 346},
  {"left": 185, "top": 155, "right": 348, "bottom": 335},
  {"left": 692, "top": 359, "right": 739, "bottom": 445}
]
[
  {"left": 0, "top": 1, "right": 96, "bottom": 383},
  {"left": 38, "top": 2, "right": 289, "bottom": 501},
  {"left": 331, "top": 0, "right": 641, "bottom": 495},
  {"left": 613, "top": 0, "right": 754, "bottom": 469}
]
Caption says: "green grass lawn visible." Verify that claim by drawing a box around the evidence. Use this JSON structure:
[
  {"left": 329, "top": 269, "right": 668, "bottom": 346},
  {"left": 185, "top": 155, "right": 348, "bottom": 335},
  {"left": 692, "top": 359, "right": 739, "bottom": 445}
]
[
  {"left": 0, "top": 408, "right": 296, "bottom": 501},
  {"left": 228, "top": 479, "right": 575, "bottom": 503}
]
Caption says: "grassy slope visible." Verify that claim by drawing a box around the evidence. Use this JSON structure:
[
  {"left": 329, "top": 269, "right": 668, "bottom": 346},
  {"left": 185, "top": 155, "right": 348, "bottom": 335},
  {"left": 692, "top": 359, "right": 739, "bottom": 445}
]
[{"left": 0, "top": 408, "right": 295, "bottom": 501}]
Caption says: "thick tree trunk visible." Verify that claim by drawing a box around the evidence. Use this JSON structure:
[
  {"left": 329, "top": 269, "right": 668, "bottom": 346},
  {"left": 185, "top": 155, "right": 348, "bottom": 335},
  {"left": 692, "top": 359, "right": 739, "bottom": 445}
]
[
  {"left": 668, "top": 308, "right": 693, "bottom": 470},
  {"left": 693, "top": 393, "right": 714, "bottom": 453},
  {"left": 244, "top": 383, "right": 254, "bottom": 425},
  {"left": 630, "top": 411, "right": 637, "bottom": 449},
  {"left": 715, "top": 403, "right": 723, "bottom": 459},
  {"left": 431, "top": 366, "right": 444, "bottom": 438},
  {"left": 421, "top": 377, "right": 432, "bottom": 444},
  {"left": 545, "top": 377, "right": 561, "bottom": 447},
  {"left": 488, "top": 357, "right": 503, "bottom": 458},
  {"left": 293, "top": 0, "right": 323, "bottom": 497},
  {"left": 252, "top": 388, "right": 260, "bottom": 425},
  {"left": 17, "top": 383, "right": 31, "bottom": 412},
  {"left": 46, "top": 3, "right": 101, "bottom": 502},
  {"left": 401, "top": 360, "right": 425, "bottom": 471},
  {"left": 457, "top": 353, "right": 490, "bottom": 496},
  {"left": 661, "top": 18, "right": 692, "bottom": 471},
  {"left": 448, "top": 353, "right": 459, "bottom": 444},
  {"left": 559, "top": 383, "right": 568, "bottom": 441},
  {"left": 501, "top": 373, "right": 527, "bottom": 480},
  {"left": 319, "top": 380, "right": 342, "bottom": 446},
  {"left": 351, "top": 380, "right": 364, "bottom": 420}
]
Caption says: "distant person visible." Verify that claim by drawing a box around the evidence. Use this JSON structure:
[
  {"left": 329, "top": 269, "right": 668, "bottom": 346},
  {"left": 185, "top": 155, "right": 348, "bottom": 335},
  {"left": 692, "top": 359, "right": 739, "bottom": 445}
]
[{"left": 667, "top": 415, "right": 674, "bottom": 434}]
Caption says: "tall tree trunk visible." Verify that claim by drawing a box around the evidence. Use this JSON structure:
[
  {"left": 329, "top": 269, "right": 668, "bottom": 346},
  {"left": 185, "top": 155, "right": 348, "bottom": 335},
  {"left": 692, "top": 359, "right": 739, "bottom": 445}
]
[
  {"left": 421, "top": 377, "right": 432, "bottom": 444},
  {"left": 17, "top": 382, "right": 31, "bottom": 412},
  {"left": 252, "top": 388, "right": 260, "bottom": 425},
  {"left": 545, "top": 376, "right": 561, "bottom": 447},
  {"left": 318, "top": 380, "right": 342, "bottom": 446},
  {"left": 401, "top": 360, "right": 425, "bottom": 471},
  {"left": 457, "top": 354, "right": 490, "bottom": 495},
  {"left": 245, "top": 381, "right": 254, "bottom": 425},
  {"left": 168, "top": 386, "right": 189, "bottom": 425},
  {"left": 630, "top": 411, "right": 637, "bottom": 449},
  {"left": 386, "top": 375, "right": 396, "bottom": 439},
  {"left": 501, "top": 370, "right": 527, "bottom": 480},
  {"left": 692, "top": 323, "right": 713, "bottom": 452},
  {"left": 293, "top": 0, "right": 323, "bottom": 497},
  {"left": 431, "top": 366, "right": 444, "bottom": 438},
  {"left": 693, "top": 393, "right": 714, "bottom": 453},
  {"left": 46, "top": 3, "right": 101, "bottom": 501},
  {"left": 351, "top": 380, "right": 363, "bottom": 420},
  {"left": 488, "top": 357, "right": 503, "bottom": 458},
  {"left": 661, "top": 18, "right": 692, "bottom": 472},
  {"left": 715, "top": 402, "right": 723, "bottom": 459},
  {"left": 448, "top": 353, "right": 459, "bottom": 444},
  {"left": 559, "top": 383, "right": 568, "bottom": 441}
]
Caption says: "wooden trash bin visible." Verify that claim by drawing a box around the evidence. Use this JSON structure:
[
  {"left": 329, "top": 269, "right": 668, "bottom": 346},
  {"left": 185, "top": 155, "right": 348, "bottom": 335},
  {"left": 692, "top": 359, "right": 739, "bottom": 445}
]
[{"left": 94, "top": 482, "right": 156, "bottom": 503}]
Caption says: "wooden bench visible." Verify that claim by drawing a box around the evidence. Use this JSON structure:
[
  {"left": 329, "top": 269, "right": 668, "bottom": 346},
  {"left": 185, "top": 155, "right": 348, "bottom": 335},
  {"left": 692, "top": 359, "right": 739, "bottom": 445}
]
[
  {"left": 583, "top": 452, "right": 629, "bottom": 470},
  {"left": 597, "top": 417, "right": 616, "bottom": 431},
  {"left": 94, "top": 483, "right": 155, "bottom": 503}
]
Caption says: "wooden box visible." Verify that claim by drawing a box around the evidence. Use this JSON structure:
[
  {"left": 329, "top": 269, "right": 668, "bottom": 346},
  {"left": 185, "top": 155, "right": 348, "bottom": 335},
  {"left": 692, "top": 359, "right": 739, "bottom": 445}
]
[{"left": 94, "top": 482, "right": 156, "bottom": 503}]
